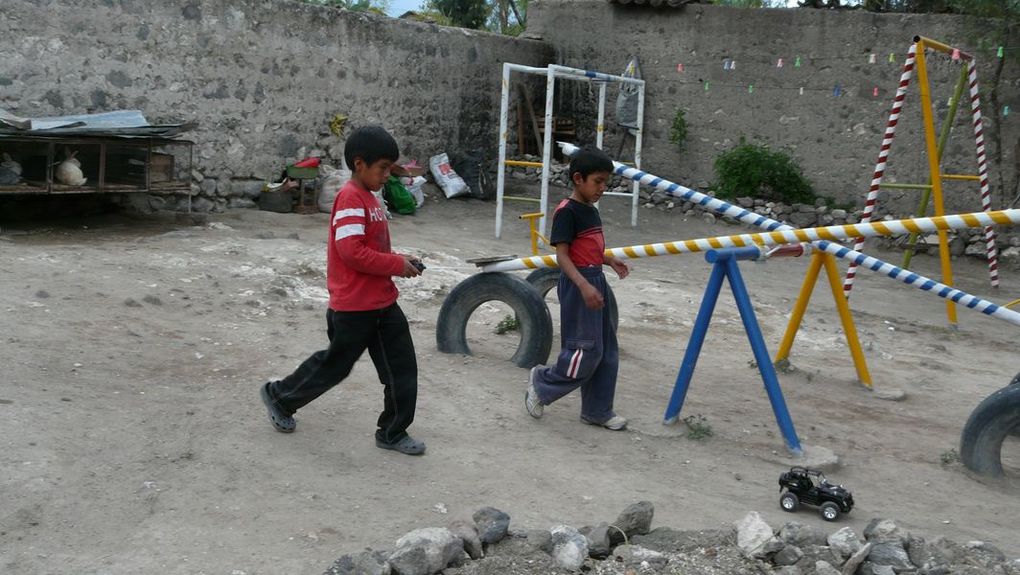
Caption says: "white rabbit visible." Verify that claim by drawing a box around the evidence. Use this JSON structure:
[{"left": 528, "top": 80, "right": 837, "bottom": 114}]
[
  {"left": 55, "top": 148, "right": 87, "bottom": 186},
  {"left": 0, "top": 152, "right": 21, "bottom": 185}
]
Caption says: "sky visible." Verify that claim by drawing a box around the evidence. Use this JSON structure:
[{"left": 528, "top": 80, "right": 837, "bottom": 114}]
[{"left": 386, "top": 0, "right": 422, "bottom": 16}]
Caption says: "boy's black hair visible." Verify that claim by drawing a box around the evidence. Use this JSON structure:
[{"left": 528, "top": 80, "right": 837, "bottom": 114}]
[
  {"left": 344, "top": 125, "right": 400, "bottom": 170},
  {"left": 569, "top": 146, "right": 614, "bottom": 181}
]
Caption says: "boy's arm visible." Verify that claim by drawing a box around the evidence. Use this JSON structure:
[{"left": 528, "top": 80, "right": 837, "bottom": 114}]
[
  {"left": 603, "top": 252, "right": 630, "bottom": 279},
  {"left": 556, "top": 242, "right": 604, "bottom": 310},
  {"left": 333, "top": 197, "right": 412, "bottom": 277}
]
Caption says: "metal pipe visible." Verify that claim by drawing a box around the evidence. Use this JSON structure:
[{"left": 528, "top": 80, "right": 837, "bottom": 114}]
[
  {"left": 539, "top": 67, "right": 556, "bottom": 237},
  {"left": 495, "top": 63, "right": 511, "bottom": 239},
  {"left": 489, "top": 145, "right": 1020, "bottom": 326},
  {"left": 844, "top": 42, "right": 917, "bottom": 295},
  {"left": 482, "top": 208, "right": 1020, "bottom": 272}
]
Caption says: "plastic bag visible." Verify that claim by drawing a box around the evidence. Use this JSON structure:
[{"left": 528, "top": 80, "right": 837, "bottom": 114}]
[
  {"left": 383, "top": 176, "right": 416, "bottom": 215},
  {"left": 615, "top": 56, "right": 642, "bottom": 130},
  {"left": 429, "top": 153, "right": 469, "bottom": 199},
  {"left": 318, "top": 164, "right": 352, "bottom": 213},
  {"left": 451, "top": 151, "right": 488, "bottom": 199},
  {"left": 404, "top": 176, "right": 427, "bottom": 208}
]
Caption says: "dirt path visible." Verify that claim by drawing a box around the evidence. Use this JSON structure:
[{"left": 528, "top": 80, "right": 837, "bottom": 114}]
[{"left": 1, "top": 194, "right": 1018, "bottom": 574}]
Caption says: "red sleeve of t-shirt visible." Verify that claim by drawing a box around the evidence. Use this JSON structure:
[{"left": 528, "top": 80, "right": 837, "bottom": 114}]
[{"left": 333, "top": 191, "right": 404, "bottom": 276}]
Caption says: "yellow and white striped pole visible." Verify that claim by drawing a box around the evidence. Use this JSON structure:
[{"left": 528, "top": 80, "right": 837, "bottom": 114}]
[
  {"left": 482, "top": 209, "right": 1020, "bottom": 272},
  {"left": 480, "top": 208, "right": 1020, "bottom": 327}
]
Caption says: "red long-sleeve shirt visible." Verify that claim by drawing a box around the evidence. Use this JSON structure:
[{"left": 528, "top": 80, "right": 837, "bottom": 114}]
[{"left": 327, "top": 180, "right": 405, "bottom": 311}]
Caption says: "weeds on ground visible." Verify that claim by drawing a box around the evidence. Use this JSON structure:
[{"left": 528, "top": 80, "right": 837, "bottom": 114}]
[
  {"left": 940, "top": 448, "right": 960, "bottom": 465},
  {"left": 495, "top": 314, "right": 520, "bottom": 335},
  {"left": 683, "top": 414, "right": 714, "bottom": 440}
]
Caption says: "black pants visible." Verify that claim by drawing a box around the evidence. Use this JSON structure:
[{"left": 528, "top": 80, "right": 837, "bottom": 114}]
[{"left": 266, "top": 304, "right": 418, "bottom": 444}]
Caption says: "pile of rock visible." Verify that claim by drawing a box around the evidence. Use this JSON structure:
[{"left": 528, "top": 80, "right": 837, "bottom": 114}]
[{"left": 322, "top": 502, "right": 1019, "bottom": 575}]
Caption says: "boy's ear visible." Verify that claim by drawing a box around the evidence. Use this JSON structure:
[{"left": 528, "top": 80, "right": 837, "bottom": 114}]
[
  {"left": 572, "top": 172, "right": 585, "bottom": 185},
  {"left": 351, "top": 157, "right": 365, "bottom": 171}
]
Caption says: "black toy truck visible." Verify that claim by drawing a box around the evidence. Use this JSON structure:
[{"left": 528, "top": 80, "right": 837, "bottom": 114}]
[{"left": 778, "top": 466, "right": 854, "bottom": 521}]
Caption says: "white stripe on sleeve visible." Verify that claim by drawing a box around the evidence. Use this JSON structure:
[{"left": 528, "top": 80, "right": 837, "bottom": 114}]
[
  {"left": 333, "top": 208, "right": 365, "bottom": 224},
  {"left": 334, "top": 223, "right": 365, "bottom": 241}
]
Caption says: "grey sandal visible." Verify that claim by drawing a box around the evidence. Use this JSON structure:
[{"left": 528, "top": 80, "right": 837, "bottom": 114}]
[
  {"left": 375, "top": 435, "right": 426, "bottom": 455},
  {"left": 260, "top": 382, "right": 296, "bottom": 433}
]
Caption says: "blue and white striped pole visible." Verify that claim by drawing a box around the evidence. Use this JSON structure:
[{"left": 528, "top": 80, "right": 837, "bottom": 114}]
[{"left": 559, "top": 142, "right": 1017, "bottom": 328}]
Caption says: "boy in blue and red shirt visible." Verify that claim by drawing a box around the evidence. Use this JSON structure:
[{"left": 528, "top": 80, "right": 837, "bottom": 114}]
[
  {"left": 260, "top": 126, "right": 427, "bottom": 455},
  {"left": 525, "top": 147, "right": 630, "bottom": 430}
]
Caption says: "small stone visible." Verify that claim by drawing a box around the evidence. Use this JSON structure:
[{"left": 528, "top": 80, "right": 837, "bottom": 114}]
[
  {"left": 447, "top": 519, "right": 482, "bottom": 560},
  {"left": 585, "top": 523, "right": 612, "bottom": 559},
  {"left": 550, "top": 525, "right": 588, "bottom": 571},
  {"left": 702, "top": 213, "right": 716, "bottom": 225},
  {"left": 142, "top": 295, "right": 163, "bottom": 306},
  {"left": 124, "top": 298, "right": 143, "bottom": 307},
  {"left": 472, "top": 506, "right": 510, "bottom": 544},
  {"left": 35, "top": 290, "right": 50, "bottom": 299},
  {"left": 612, "top": 501, "right": 654, "bottom": 542}
]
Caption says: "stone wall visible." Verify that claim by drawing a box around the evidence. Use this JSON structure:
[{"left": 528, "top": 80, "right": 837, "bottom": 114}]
[
  {"left": 2, "top": 0, "right": 1018, "bottom": 217},
  {"left": 0, "top": 0, "right": 552, "bottom": 212},
  {"left": 526, "top": 0, "right": 1020, "bottom": 216}
]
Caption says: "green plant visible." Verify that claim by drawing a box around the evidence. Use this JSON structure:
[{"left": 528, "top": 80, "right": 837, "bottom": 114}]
[
  {"left": 670, "top": 108, "right": 688, "bottom": 152},
  {"left": 940, "top": 447, "right": 960, "bottom": 465},
  {"left": 713, "top": 140, "right": 815, "bottom": 204},
  {"left": 495, "top": 314, "right": 520, "bottom": 335},
  {"left": 683, "top": 414, "right": 714, "bottom": 440}
]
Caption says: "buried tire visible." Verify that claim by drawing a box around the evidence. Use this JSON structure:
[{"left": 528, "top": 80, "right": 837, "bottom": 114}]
[
  {"left": 436, "top": 272, "right": 552, "bottom": 368},
  {"left": 960, "top": 371, "right": 1020, "bottom": 476},
  {"left": 524, "top": 267, "right": 619, "bottom": 331}
]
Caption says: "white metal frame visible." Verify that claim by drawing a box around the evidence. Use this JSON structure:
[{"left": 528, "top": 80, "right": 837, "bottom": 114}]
[{"left": 495, "top": 63, "right": 645, "bottom": 238}]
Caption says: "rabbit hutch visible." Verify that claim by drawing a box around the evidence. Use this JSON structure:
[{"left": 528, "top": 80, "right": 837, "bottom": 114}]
[{"left": 0, "top": 110, "right": 195, "bottom": 211}]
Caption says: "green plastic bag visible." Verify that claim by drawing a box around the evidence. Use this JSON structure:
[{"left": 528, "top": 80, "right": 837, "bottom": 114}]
[{"left": 383, "top": 176, "right": 416, "bottom": 215}]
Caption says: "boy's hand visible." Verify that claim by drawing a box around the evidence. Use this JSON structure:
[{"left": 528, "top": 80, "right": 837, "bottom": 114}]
[
  {"left": 608, "top": 257, "right": 630, "bottom": 279},
  {"left": 581, "top": 282, "right": 604, "bottom": 309},
  {"left": 398, "top": 255, "right": 423, "bottom": 278}
]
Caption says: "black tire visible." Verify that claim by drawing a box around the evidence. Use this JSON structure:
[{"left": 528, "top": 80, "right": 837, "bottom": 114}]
[
  {"left": 819, "top": 501, "right": 840, "bottom": 522},
  {"left": 960, "top": 375, "right": 1020, "bottom": 476},
  {"left": 436, "top": 272, "right": 552, "bottom": 368},
  {"left": 524, "top": 267, "right": 619, "bottom": 331},
  {"left": 779, "top": 491, "right": 799, "bottom": 513}
]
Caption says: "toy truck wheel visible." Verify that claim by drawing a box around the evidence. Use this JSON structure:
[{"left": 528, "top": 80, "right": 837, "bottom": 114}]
[
  {"left": 780, "top": 492, "right": 799, "bottom": 512},
  {"left": 960, "top": 373, "right": 1020, "bottom": 476},
  {"left": 436, "top": 272, "right": 553, "bottom": 368},
  {"left": 524, "top": 267, "right": 619, "bottom": 331},
  {"left": 819, "top": 502, "right": 840, "bottom": 521}
]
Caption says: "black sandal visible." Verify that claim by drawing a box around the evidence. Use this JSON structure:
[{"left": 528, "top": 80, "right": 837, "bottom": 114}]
[
  {"left": 375, "top": 435, "right": 426, "bottom": 455},
  {"left": 260, "top": 382, "right": 296, "bottom": 433}
]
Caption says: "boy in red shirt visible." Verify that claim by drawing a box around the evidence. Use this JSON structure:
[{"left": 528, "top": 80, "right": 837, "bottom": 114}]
[
  {"left": 260, "top": 126, "right": 427, "bottom": 455},
  {"left": 525, "top": 147, "right": 630, "bottom": 430}
]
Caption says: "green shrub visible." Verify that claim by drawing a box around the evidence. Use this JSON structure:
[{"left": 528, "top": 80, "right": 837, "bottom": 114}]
[
  {"left": 713, "top": 141, "right": 814, "bottom": 204},
  {"left": 670, "top": 109, "right": 688, "bottom": 152},
  {"left": 683, "top": 414, "right": 714, "bottom": 440},
  {"left": 495, "top": 314, "right": 520, "bottom": 335}
]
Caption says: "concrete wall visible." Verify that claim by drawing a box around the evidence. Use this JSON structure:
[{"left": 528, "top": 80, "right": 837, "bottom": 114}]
[
  {"left": 526, "top": 0, "right": 1020, "bottom": 215},
  {"left": 0, "top": 0, "right": 552, "bottom": 211}
]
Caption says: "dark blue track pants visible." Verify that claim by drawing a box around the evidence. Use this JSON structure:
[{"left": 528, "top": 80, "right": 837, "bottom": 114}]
[{"left": 531, "top": 266, "right": 619, "bottom": 423}]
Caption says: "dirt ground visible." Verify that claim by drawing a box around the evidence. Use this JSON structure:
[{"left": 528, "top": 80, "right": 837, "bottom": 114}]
[{"left": 1, "top": 191, "right": 1018, "bottom": 575}]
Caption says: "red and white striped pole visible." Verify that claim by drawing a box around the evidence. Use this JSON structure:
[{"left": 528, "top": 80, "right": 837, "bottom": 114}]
[
  {"left": 967, "top": 58, "right": 999, "bottom": 288},
  {"left": 843, "top": 42, "right": 917, "bottom": 297}
]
